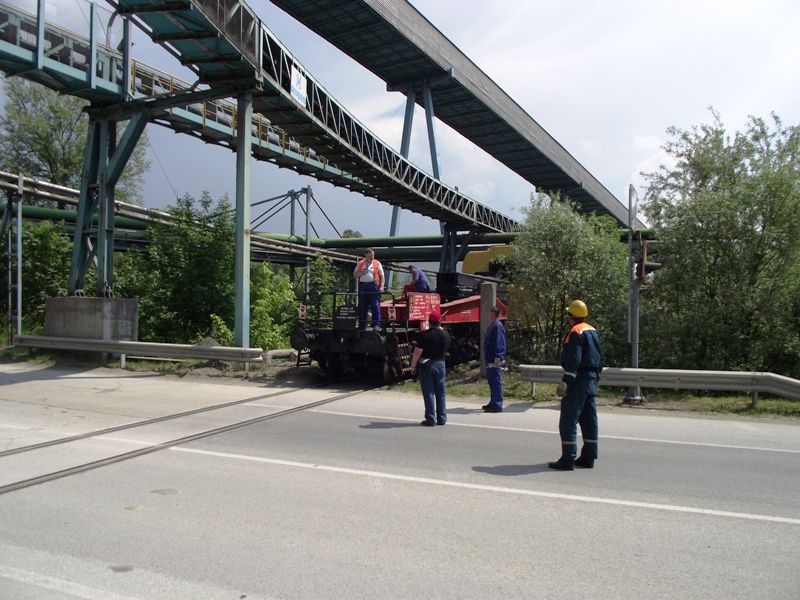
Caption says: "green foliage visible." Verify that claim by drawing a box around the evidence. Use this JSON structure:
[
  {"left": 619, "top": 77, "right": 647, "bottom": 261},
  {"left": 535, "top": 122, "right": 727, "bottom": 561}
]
[
  {"left": 9, "top": 220, "right": 71, "bottom": 330},
  {"left": 115, "top": 193, "right": 299, "bottom": 348},
  {"left": 506, "top": 193, "right": 628, "bottom": 364},
  {"left": 208, "top": 314, "right": 234, "bottom": 347},
  {"left": 641, "top": 111, "right": 800, "bottom": 377},
  {"left": 115, "top": 192, "right": 236, "bottom": 342},
  {"left": 304, "top": 255, "right": 339, "bottom": 322},
  {"left": 0, "top": 78, "right": 150, "bottom": 204},
  {"left": 250, "top": 262, "right": 299, "bottom": 350},
  {"left": 341, "top": 228, "right": 363, "bottom": 238}
]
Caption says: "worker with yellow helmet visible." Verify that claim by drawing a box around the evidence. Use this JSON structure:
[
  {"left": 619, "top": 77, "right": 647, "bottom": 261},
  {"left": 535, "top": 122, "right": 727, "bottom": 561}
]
[{"left": 549, "top": 299, "right": 604, "bottom": 471}]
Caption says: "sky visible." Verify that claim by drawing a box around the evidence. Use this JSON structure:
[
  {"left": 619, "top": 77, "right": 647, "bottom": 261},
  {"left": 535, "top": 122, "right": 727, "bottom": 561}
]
[{"left": 8, "top": 0, "right": 800, "bottom": 238}]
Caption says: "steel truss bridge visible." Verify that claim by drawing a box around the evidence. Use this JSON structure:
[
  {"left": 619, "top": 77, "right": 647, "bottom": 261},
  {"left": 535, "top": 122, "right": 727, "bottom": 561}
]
[{"left": 0, "top": 0, "right": 631, "bottom": 346}]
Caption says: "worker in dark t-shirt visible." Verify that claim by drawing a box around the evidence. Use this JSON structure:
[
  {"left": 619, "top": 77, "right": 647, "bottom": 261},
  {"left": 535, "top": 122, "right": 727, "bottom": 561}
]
[{"left": 411, "top": 310, "right": 451, "bottom": 426}]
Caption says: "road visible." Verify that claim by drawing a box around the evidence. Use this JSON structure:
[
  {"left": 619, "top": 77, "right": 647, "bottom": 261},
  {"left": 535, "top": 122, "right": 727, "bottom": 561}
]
[{"left": 1, "top": 362, "right": 799, "bottom": 599}]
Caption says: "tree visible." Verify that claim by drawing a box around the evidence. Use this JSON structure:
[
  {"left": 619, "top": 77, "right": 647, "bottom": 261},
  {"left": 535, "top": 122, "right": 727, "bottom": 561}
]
[
  {"left": 341, "top": 228, "right": 363, "bottom": 238},
  {"left": 641, "top": 111, "right": 800, "bottom": 377},
  {"left": 0, "top": 220, "right": 72, "bottom": 333},
  {"left": 250, "top": 262, "right": 299, "bottom": 350},
  {"left": 505, "top": 193, "right": 628, "bottom": 364},
  {"left": 115, "top": 192, "right": 236, "bottom": 342},
  {"left": 0, "top": 77, "right": 150, "bottom": 204}
]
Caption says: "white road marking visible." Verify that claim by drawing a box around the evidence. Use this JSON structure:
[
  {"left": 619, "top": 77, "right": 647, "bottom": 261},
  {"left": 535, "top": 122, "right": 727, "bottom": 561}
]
[
  {"left": 173, "top": 446, "right": 800, "bottom": 526},
  {"left": 0, "top": 564, "right": 140, "bottom": 600}
]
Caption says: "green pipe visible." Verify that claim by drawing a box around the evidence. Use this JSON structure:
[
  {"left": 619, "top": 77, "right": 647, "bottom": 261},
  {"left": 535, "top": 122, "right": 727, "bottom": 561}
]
[
  {"left": 1, "top": 202, "right": 148, "bottom": 230},
  {"left": 254, "top": 232, "right": 516, "bottom": 248}
]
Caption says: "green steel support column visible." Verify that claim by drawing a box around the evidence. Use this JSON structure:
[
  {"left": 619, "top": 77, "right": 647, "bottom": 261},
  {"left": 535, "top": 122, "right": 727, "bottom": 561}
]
[
  {"left": 69, "top": 120, "right": 101, "bottom": 294},
  {"left": 387, "top": 88, "right": 416, "bottom": 288},
  {"left": 121, "top": 18, "right": 131, "bottom": 100},
  {"left": 88, "top": 1, "right": 97, "bottom": 90},
  {"left": 422, "top": 85, "right": 440, "bottom": 180},
  {"left": 106, "top": 113, "right": 147, "bottom": 186},
  {"left": 234, "top": 93, "right": 253, "bottom": 348},
  {"left": 438, "top": 227, "right": 459, "bottom": 273},
  {"left": 15, "top": 186, "right": 22, "bottom": 336},
  {"left": 35, "top": 0, "right": 45, "bottom": 70},
  {"left": 95, "top": 119, "right": 113, "bottom": 297}
]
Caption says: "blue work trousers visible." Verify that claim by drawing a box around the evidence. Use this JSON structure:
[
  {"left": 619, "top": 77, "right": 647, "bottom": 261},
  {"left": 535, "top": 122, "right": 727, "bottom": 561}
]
[
  {"left": 358, "top": 282, "right": 381, "bottom": 329},
  {"left": 559, "top": 375, "right": 599, "bottom": 460},
  {"left": 419, "top": 359, "right": 446, "bottom": 425},
  {"left": 486, "top": 366, "right": 503, "bottom": 410}
]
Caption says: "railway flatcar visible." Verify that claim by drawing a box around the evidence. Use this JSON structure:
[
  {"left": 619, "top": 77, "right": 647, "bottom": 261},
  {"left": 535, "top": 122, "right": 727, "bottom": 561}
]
[{"left": 290, "top": 288, "right": 507, "bottom": 383}]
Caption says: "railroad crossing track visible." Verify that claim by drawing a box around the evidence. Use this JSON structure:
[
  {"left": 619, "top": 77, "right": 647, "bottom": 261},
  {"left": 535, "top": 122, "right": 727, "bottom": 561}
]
[{"left": 0, "top": 383, "right": 375, "bottom": 496}]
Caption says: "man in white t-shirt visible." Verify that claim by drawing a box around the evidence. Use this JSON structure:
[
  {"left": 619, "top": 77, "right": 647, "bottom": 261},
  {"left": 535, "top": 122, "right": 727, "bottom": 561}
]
[{"left": 353, "top": 248, "right": 384, "bottom": 329}]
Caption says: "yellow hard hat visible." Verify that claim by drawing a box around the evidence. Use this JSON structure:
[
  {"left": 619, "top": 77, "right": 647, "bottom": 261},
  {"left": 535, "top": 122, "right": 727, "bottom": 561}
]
[{"left": 566, "top": 300, "right": 588, "bottom": 318}]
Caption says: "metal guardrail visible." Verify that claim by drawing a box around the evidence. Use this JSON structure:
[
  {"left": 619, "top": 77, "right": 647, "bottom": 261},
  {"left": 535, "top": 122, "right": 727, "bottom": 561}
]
[
  {"left": 15, "top": 335, "right": 263, "bottom": 362},
  {"left": 518, "top": 365, "right": 800, "bottom": 401}
]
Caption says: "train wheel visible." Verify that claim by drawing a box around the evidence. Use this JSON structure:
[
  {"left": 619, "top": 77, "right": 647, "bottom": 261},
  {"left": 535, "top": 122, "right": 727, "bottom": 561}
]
[
  {"left": 320, "top": 351, "right": 344, "bottom": 380},
  {"left": 383, "top": 355, "right": 402, "bottom": 385}
]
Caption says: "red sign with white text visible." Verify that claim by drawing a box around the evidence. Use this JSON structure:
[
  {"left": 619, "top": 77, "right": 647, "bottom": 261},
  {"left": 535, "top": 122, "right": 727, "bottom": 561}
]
[{"left": 407, "top": 293, "right": 441, "bottom": 321}]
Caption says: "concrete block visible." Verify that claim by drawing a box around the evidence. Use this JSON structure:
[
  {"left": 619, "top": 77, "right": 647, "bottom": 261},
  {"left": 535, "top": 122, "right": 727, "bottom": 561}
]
[{"left": 44, "top": 297, "right": 139, "bottom": 341}]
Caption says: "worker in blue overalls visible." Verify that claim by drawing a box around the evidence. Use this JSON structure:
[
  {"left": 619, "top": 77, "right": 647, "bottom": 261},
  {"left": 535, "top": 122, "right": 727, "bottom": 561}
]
[
  {"left": 482, "top": 305, "right": 506, "bottom": 413},
  {"left": 353, "top": 248, "right": 385, "bottom": 330},
  {"left": 406, "top": 264, "right": 431, "bottom": 292},
  {"left": 549, "top": 299, "right": 604, "bottom": 471}
]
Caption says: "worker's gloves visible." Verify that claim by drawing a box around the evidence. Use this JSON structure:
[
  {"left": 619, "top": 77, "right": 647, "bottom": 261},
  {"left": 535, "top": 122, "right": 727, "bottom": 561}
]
[{"left": 556, "top": 381, "right": 568, "bottom": 398}]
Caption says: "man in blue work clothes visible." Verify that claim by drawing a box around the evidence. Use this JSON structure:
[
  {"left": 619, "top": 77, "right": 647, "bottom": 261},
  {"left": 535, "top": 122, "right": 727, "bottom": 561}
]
[
  {"left": 406, "top": 264, "right": 431, "bottom": 292},
  {"left": 482, "top": 306, "right": 506, "bottom": 413},
  {"left": 549, "top": 299, "right": 604, "bottom": 470},
  {"left": 353, "top": 248, "right": 384, "bottom": 330}
]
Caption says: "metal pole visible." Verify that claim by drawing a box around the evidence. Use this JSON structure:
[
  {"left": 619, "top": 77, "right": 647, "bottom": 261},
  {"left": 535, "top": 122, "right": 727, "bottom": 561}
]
[
  {"left": 625, "top": 185, "right": 643, "bottom": 404},
  {"left": 234, "top": 93, "right": 252, "bottom": 348},
  {"left": 5, "top": 193, "right": 11, "bottom": 345},
  {"left": 16, "top": 189, "right": 22, "bottom": 337},
  {"left": 289, "top": 192, "right": 296, "bottom": 281},
  {"left": 304, "top": 187, "right": 311, "bottom": 299}
]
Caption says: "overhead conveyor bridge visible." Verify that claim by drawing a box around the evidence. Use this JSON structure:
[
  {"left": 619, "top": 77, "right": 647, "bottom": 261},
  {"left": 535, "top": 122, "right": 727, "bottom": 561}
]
[
  {"left": 0, "top": 0, "right": 363, "bottom": 185},
  {"left": 115, "top": 0, "right": 518, "bottom": 232},
  {"left": 268, "top": 0, "right": 638, "bottom": 228}
]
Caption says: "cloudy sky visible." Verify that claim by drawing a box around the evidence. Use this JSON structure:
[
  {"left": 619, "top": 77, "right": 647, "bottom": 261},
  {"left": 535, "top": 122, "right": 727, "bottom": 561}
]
[{"left": 19, "top": 0, "right": 800, "bottom": 238}]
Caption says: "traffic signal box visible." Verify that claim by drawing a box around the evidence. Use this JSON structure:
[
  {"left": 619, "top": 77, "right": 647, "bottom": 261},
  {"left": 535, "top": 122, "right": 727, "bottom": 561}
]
[{"left": 635, "top": 239, "right": 662, "bottom": 282}]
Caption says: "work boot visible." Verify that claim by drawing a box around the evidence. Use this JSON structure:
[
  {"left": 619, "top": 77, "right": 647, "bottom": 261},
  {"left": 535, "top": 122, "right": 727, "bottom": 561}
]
[
  {"left": 548, "top": 458, "right": 574, "bottom": 471},
  {"left": 574, "top": 456, "right": 595, "bottom": 469}
]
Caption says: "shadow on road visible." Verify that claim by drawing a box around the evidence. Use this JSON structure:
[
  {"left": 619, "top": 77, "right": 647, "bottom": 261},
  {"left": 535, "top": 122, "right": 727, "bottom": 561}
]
[
  {"left": 359, "top": 421, "right": 421, "bottom": 429},
  {"left": 472, "top": 464, "right": 551, "bottom": 476},
  {"left": 447, "top": 402, "right": 534, "bottom": 415}
]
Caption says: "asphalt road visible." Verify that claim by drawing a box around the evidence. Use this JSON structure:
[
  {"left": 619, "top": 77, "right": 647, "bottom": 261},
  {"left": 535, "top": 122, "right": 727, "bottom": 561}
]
[{"left": 1, "top": 362, "right": 799, "bottom": 599}]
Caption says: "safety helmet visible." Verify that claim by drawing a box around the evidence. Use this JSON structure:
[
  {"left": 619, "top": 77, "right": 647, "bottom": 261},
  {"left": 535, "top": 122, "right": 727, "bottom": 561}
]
[{"left": 566, "top": 300, "right": 589, "bottom": 318}]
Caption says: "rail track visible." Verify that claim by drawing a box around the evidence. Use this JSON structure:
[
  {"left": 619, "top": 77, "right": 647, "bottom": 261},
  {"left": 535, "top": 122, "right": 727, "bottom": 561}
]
[{"left": 0, "top": 382, "right": 376, "bottom": 496}]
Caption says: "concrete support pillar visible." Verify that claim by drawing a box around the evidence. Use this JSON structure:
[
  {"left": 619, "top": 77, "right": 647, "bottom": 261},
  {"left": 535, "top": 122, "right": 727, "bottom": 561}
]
[
  {"left": 234, "top": 93, "right": 253, "bottom": 348},
  {"left": 479, "top": 282, "right": 496, "bottom": 378}
]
